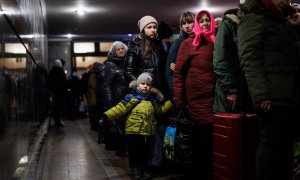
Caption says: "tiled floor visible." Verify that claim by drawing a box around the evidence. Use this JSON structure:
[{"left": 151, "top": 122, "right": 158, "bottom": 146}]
[
  {"left": 36, "top": 118, "right": 131, "bottom": 180},
  {"left": 0, "top": 121, "right": 39, "bottom": 180},
  {"left": 35, "top": 118, "right": 188, "bottom": 180}
]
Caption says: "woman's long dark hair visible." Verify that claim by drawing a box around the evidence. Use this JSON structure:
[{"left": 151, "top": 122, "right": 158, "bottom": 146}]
[{"left": 140, "top": 33, "right": 156, "bottom": 58}]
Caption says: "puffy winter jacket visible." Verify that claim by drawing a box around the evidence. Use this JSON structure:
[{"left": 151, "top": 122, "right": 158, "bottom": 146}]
[
  {"left": 124, "top": 36, "right": 169, "bottom": 97},
  {"left": 173, "top": 35, "right": 216, "bottom": 124},
  {"left": 104, "top": 84, "right": 173, "bottom": 136},
  {"left": 103, "top": 55, "right": 129, "bottom": 108}
]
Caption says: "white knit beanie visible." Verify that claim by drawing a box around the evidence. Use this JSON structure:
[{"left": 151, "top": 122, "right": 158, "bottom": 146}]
[
  {"left": 137, "top": 72, "right": 153, "bottom": 85},
  {"left": 137, "top": 15, "right": 158, "bottom": 32},
  {"left": 109, "top": 41, "right": 128, "bottom": 56},
  {"left": 54, "top": 59, "right": 63, "bottom": 68}
]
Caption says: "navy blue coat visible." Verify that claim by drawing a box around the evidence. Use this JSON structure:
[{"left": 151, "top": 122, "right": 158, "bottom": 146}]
[{"left": 165, "top": 31, "right": 189, "bottom": 97}]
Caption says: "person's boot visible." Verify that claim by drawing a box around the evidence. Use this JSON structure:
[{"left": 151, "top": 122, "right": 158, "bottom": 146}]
[
  {"left": 131, "top": 167, "right": 142, "bottom": 180},
  {"left": 55, "top": 120, "right": 64, "bottom": 127},
  {"left": 142, "top": 166, "right": 152, "bottom": 180}
]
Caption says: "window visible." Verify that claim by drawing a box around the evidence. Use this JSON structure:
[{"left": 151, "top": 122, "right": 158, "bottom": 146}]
[{"left": 73, "top": 42, "right": 95, "bottom": 53}]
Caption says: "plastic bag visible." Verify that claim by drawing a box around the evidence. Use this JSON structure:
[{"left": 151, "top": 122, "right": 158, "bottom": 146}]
[
  {"left": 164, "top": 125, "right": 176, "bottom": 160},
  {"left": 293, "top": 142, "right": 300, "bottom": 180},
  {"left": 163, "top": 109, "right": 193, "bottom": 164}
]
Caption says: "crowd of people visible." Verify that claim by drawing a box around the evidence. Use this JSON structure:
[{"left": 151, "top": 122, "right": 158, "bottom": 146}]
[{"left": 45, "top": 0, "right": 300, "bottom": 179}]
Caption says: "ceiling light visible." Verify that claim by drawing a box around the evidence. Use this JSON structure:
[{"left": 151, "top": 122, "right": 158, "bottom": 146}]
[
  {"left": 75, "top": 9, "right": 85, "bottom": 16},
  {"left": 67, "top": 33, "right": 72, "bottom": 38},
  {"left": 0, "top": 9, "right": 15, "bottom": 15}
]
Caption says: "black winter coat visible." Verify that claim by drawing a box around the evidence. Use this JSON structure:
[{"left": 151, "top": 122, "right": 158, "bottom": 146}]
[
  {"left": 103, "top": 55, "right": 129, "bottom": 108},
  {"left": 124, "top": 36, "right": 169, "bottom": 98},
  {"left": 48, "top": 66, "right": 66, "bottom": 98}
]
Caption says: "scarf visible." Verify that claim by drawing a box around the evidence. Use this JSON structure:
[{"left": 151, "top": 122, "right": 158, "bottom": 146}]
[{"left": 192, "top": 10, "right": 216, "bottom": 47}]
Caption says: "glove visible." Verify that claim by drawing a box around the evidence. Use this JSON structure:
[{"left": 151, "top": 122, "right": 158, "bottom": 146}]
[
  {"left": 98, "top": 115, "right": 108, "bottom": 144},
  {"left": 99, "top": 115, "right": 108, "bottom": 126}
]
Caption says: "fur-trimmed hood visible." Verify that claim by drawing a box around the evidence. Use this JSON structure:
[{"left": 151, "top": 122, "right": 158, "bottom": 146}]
[
  {"left": 224, "top": 8, "right": 240, "bottom": 24},
  {"left": 226, "top": 14, "right": 240, "bottom": 24},
  {"left": 129, "top": 80, "right": 164, "bottom": 102}
]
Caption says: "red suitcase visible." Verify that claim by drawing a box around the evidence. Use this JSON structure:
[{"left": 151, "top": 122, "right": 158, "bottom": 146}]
[{"left": 213, "top": 113, "right": 258, "bottom": 180}]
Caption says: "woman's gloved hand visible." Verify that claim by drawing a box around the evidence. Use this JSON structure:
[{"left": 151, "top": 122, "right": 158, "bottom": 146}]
[
  {"left": 99, "top": 115, "right": 108, "bottom": 126},
  {"left": 98, "top": 115, "right": 108, "bottom": 144}
]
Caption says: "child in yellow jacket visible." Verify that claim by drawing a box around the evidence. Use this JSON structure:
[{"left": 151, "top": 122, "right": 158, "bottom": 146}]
[{"left": 100, "top": 72, "right": 173, "bottom": 179}]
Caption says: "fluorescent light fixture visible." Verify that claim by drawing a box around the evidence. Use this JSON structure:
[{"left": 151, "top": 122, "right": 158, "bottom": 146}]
[
  {"left": 0, "top": 9, "right": 15, "bottom": 15},
  {"left": 190, "top": 6, "right": 222, "bottom": 14},
  {"left": 20, "top": 34, "right": 42, "bottom": 39},
  {"left": 67, "top": 33, "right": 72, "bottom": 38},
  {"left": 75, "top": 9, "right": 85, "bottom": 16}
]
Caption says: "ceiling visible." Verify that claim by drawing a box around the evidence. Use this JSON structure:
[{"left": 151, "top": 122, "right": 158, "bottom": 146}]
[{"left": 44, "top": 0, "right": 240, "bottom": 40}]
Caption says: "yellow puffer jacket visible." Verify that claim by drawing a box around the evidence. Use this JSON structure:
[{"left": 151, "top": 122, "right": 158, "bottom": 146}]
[{"left": 104, "top": 84, "right": 173, "bottom": 136}]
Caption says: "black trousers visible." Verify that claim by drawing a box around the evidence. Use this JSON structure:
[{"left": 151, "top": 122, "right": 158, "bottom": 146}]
[
  {"left": 127, "top": 134, "right": 151, "bottom": 169},
  {"left": 52, "top": 95, "right": 63, "bottom": 124},
  {"left": 256, "top": 106, "right": 300, "bottom": 180},
  {"left": 191, "top": 123, "right": 213, "bottom": 180}
]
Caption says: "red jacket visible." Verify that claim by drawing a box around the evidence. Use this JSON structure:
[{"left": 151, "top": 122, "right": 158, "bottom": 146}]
[{"left": 173, "top": 36, "right": 215, "bottom": 124}]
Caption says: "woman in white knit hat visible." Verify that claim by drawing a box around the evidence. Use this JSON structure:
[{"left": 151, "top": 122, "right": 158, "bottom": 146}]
[
  {"left": 102, "top": 41, "right": 129, "bottom": 155},
  {"left": 124, "top": 15, "right": 169, "bottom": 98},
  {"left": 124, "top": 15, "right": 170, "bottom": 178}
]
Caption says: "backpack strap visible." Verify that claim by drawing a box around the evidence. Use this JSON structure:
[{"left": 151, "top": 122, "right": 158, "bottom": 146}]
[{"left": 134, "top": 94, "right": 155, "bottom": 108}]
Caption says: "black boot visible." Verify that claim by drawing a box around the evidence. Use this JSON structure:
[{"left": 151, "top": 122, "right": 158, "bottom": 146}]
[
  {"left": 131, "top": 167, "right": 142, "bottom": 180},
  {"left": 142, "top": 166, "right": 152, "bottom": 180},
  {"left": 54, "top": 120, "right": 64, "bottom": 127}
]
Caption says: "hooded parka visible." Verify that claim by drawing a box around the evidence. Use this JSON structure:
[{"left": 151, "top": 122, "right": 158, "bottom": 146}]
[
  {"left": 238, "top": 0, "right": 300, "bottom": 108},
  {"left": 213, "top": 9, "right": 253, "bottom": 113},
  {"left": 103, "top": 53, "right": 129, "bottom": 108}
]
